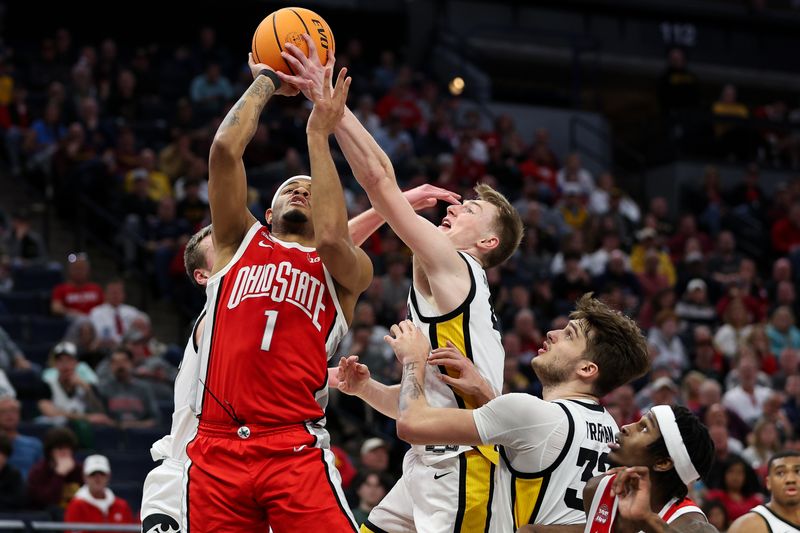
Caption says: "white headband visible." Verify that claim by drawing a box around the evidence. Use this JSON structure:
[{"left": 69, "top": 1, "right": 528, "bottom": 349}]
[
  {"left": 651, "top": 405, "right": 700, "bottom": 485},
  {"left": 270, "top": 175, "right": 312, "bottom": 210}
]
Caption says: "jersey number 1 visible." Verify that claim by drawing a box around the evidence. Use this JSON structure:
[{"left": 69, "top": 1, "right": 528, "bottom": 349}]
[{"left": 261, "top": 310, "right": 279, "bottom": 351}]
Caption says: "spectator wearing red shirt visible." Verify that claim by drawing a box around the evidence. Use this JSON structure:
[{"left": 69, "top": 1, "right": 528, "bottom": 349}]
[
  {"left": 64, "top": 454, "right": 135, "bottom": 532},
  {"left": 771, "top": 201, "right": 800, "bottom": 255},
  {"left": 51, "top": 253, "right": 103, "bottom": 318},
  {"left": 374, "top": 74, "right": 422, "bottom": 131}
]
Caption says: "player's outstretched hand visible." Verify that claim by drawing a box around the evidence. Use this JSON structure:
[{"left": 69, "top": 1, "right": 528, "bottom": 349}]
[
  {"left": 277, "top": 33, "right": 331, "bottom": 102},
  {"left": 307, "top": 67, "right": 351, "bottom": 135},
  {"left": 428, "top": 342, "right": 496, "bottom": 404},
  {"left": 385, "top": 320, "right": 430, "bottom": 364},
  {"left": 337, "top": 355, "right": 370, "bottom": 396},
  {"left": 611, "top": 466, "right": 652, "bottom": 523},
  {"left": 404, "top": 184, "right": 461, "bottom": 211},
  {"left": 247, "top": 53, "right": 299, "bottom": 97}
]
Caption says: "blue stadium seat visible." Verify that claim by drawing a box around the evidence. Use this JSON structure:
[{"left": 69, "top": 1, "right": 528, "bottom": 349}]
[
  {"left": 92, "top": 425, "right": 124, "bottom": 451},
  {"left": 16, "top": 421, "right": 52, "bottom": 443},
  {"left": 12, "top": 266, "right": 64, "bottom": 291},
  {"left": 109, "top": 481, "right": 143, "bottom": 516},
  {"left": 17, "top": 342, "right": 53, "bottom": 366},
  {"left": 124, "top": 426, "right": 169, "bottom": 451},
  {"left": 0, "top": 315, "right": 24, "bottom": 341},
  {"left": 0, "top": 291, "right": 50, "bottom": 315},
  {"left": 27, "top": 317, "right": 69, "bottom": 344},
  {"left": 157, "top": 400, "right": 174, "bottom": 423}
]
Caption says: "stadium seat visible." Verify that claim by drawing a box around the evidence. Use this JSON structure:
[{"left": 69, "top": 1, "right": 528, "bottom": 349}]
[
  {"left": 16, "top": 421, "right": 52, "bottom": 442},
  {"left": 109, "top": 481, "right": 143, "bottom": 516},
  {"left": 17, "top": 342, "right": 53, "bottom": 366},
  {"left": 0, "top": 315, "right": 23, "bottom": 341},
  {"left": 27, "top": 317, "right": 69, "bottom": 344},
  {"left": 92, "top": 425, "right": 124, "bottom": 451},
  {"left": 157, "top": 400, "right": 174, "bottom": 423},
  {"left": 124, "top": 426, "right": 169, "bottom": 451},
  {"left": 0, "top": 292, "right": 50, "bottom": 316},
  {"left": 12, "top": 266, "right": 64, "bottom": 292}
]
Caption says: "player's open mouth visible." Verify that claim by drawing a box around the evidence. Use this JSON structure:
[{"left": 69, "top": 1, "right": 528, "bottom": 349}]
[
  {"left": 538, "top": 341, "right": 549, "bottom": 355},
  {"left": 290, "top": 198, "right": 308, "bottom": 207},
  {"left": 608, "top": 433, "right": 621, "bottom": 451},
  {"left": 440, "top": 218, "right": 452, "bottom": 229}
]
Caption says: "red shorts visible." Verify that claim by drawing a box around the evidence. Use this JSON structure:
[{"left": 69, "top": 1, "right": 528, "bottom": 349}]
[{"left": 186, "top": 422, "right": 357, "bottom": 532}]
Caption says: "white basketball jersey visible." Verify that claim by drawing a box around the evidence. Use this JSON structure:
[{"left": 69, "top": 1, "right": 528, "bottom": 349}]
[
  {"left": 493, "top": 399, "right": 619, "bottom": 529},
  {"left": 407, "top": 251, "right": 504, "bottom": 465},
  {"left": 751, "top": 505, "right": 800, "bottom": 533},
  {"left": 149, "top": 311, "right": 204, "bottom": 462}
]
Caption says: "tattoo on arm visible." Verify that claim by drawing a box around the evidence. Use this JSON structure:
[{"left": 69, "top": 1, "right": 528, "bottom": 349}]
[
  {"left": 219, "top": 76, "right": 275, "bottom": 134},
  {"left": 399, "top": 361, "right": 425, "bottom": 411}
]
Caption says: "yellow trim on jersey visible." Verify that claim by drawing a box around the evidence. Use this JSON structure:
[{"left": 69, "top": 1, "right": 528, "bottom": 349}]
[
  {"left": 513, "top": 476, "right": 545, "bottom": 528},
  {"left": 433, "top": 315, "right": 499, "bottom": 465},
  {"left": 359, "top": 525, "right": 376, "bottom": 533},
  {"left": 458, "top": 450, "right": 495, "bottom": 532}
]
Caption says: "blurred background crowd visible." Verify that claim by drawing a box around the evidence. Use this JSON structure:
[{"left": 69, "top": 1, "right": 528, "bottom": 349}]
[{"left": 0, "top": 0, "right": 800, "bottom": 530}]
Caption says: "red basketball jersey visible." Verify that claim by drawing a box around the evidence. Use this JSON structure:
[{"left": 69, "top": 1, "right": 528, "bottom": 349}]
[
  {"left": 585, "top": 474, "right": 705, "bottom": 533},
  {"left": 194, "top": 223, "right": 347, "bottom": 427}
]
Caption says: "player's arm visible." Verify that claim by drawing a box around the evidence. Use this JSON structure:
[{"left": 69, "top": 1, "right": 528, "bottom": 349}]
[
  {"left": 307, "top": 67, "right": 372, "bottom": 297},
  {"left": 347, "top": 184, "right": 462, "bottom": 247},
  {"left": 727, "top": 511, "right": 767, "bottom": 533},
  {"left": 208, "top": 55, "right": 295, "bottom": 273},
  {"left": 389, "top": 321, "right": 482, "bottom": 445},
  {"left": 389, "top": 321, "right": 569, "bottom": 448},
  {"left": 279, "top": 37, "right": 470, "bottom": 310},
  {"left": 335, "top": 108, "right": 471, "bottom": 303},
  {"left": 337, "top": 355, "right": 401, "bottom": 419}
]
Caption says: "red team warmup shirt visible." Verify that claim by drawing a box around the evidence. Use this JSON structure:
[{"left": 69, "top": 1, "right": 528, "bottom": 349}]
[
  {"left": 51, "top": 282, "right": 104, "bottom": 315},
  {"left": 194, "top": 223, "right": 347, "bottom": 427}
]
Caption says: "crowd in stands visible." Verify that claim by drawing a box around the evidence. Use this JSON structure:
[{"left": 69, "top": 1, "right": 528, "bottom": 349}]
[{"left": 0, "top": 22, "right": 798, "bottom": 530}]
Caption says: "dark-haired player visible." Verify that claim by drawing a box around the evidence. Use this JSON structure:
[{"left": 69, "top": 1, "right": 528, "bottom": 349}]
[{"left": 728, "top": 450, "right": 800, "bottom": 533}]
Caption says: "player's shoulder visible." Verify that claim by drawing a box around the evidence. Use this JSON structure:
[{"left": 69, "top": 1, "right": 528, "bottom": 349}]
[{"left": 728, "top": 508, "right": 769, "bottom": 533}]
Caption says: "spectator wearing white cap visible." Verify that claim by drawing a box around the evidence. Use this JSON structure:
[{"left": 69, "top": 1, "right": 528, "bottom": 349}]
[
  {"left": 64, "top": 454, "right": 135, "bottom": 531},
  {"left": 359, "top": 437, "right": 390, "bottom": 474},
  {"left": 38, "top": 342, "right": 113, "bottom": 426},
  {"left": 676, "top": 278, "right": 717, "bottom": 329}
]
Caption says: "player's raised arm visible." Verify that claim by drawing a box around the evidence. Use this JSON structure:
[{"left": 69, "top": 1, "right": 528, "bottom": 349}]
[
  {"left": 279, "top": 36, "right": 471, "bottom": 311},
  {"left": 208, "top": 55, "right": 296, "bottom": 271},
  {"left": 306, "top": 66, "right": 373, "bottom": 304}
]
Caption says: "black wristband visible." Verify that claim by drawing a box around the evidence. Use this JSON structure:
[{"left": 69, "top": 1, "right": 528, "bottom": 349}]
[{"left": 259, "top": 69, "right": 282, "bottom": 91}]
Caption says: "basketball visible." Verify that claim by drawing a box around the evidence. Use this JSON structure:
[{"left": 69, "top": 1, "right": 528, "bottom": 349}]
[{"left": 251, "top": 7, "right": 335, "bottom": 75}]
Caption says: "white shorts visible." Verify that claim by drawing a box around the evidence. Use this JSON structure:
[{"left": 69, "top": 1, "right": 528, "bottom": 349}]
[
  {"left": 140, "top": 457, "right": 185, "bottom": 533},
  {"left": 364, "top": 448, "right": 496, "bottom": 533}
]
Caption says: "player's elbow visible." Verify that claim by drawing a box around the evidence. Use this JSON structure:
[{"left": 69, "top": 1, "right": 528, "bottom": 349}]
[
  {"left": 396, "top": 414, "right": 426, "bottom": 444},
  {"left": 210, "top": 135, "right": 240, "bottom": 163}
]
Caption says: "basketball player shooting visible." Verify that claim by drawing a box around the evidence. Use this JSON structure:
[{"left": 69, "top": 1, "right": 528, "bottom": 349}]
[
  {"left": 183, "top": 56, "right": 370, "bottom": 532},
  {"left": 280, "top": 35, "right": 525, "bottom": 533}
]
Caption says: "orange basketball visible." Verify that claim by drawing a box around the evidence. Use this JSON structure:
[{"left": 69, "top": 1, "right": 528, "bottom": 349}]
[{"left": 252, "top": 7, "right": 335, "bottom": 75}]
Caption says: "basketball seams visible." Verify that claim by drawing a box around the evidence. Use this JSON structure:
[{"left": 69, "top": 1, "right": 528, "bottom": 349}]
[
  {"left": 272, "top": 10, "right": 296, "bottom": 76},
  {"left": 253, "top": 8, "right": 334, "bottom": 75}
]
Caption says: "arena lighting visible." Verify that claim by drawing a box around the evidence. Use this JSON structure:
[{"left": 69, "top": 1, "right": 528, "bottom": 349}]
[{"left": 449, "top": 76, "right": 465, "bottom": 95}]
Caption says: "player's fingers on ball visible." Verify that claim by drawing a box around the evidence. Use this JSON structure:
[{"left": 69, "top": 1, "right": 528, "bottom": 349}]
[
  {"left": 281, "top": 51, "right": 305, "bottom": 73},
  {"left": 302, "top": 34, "right": 319, "bottom": 62}
]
